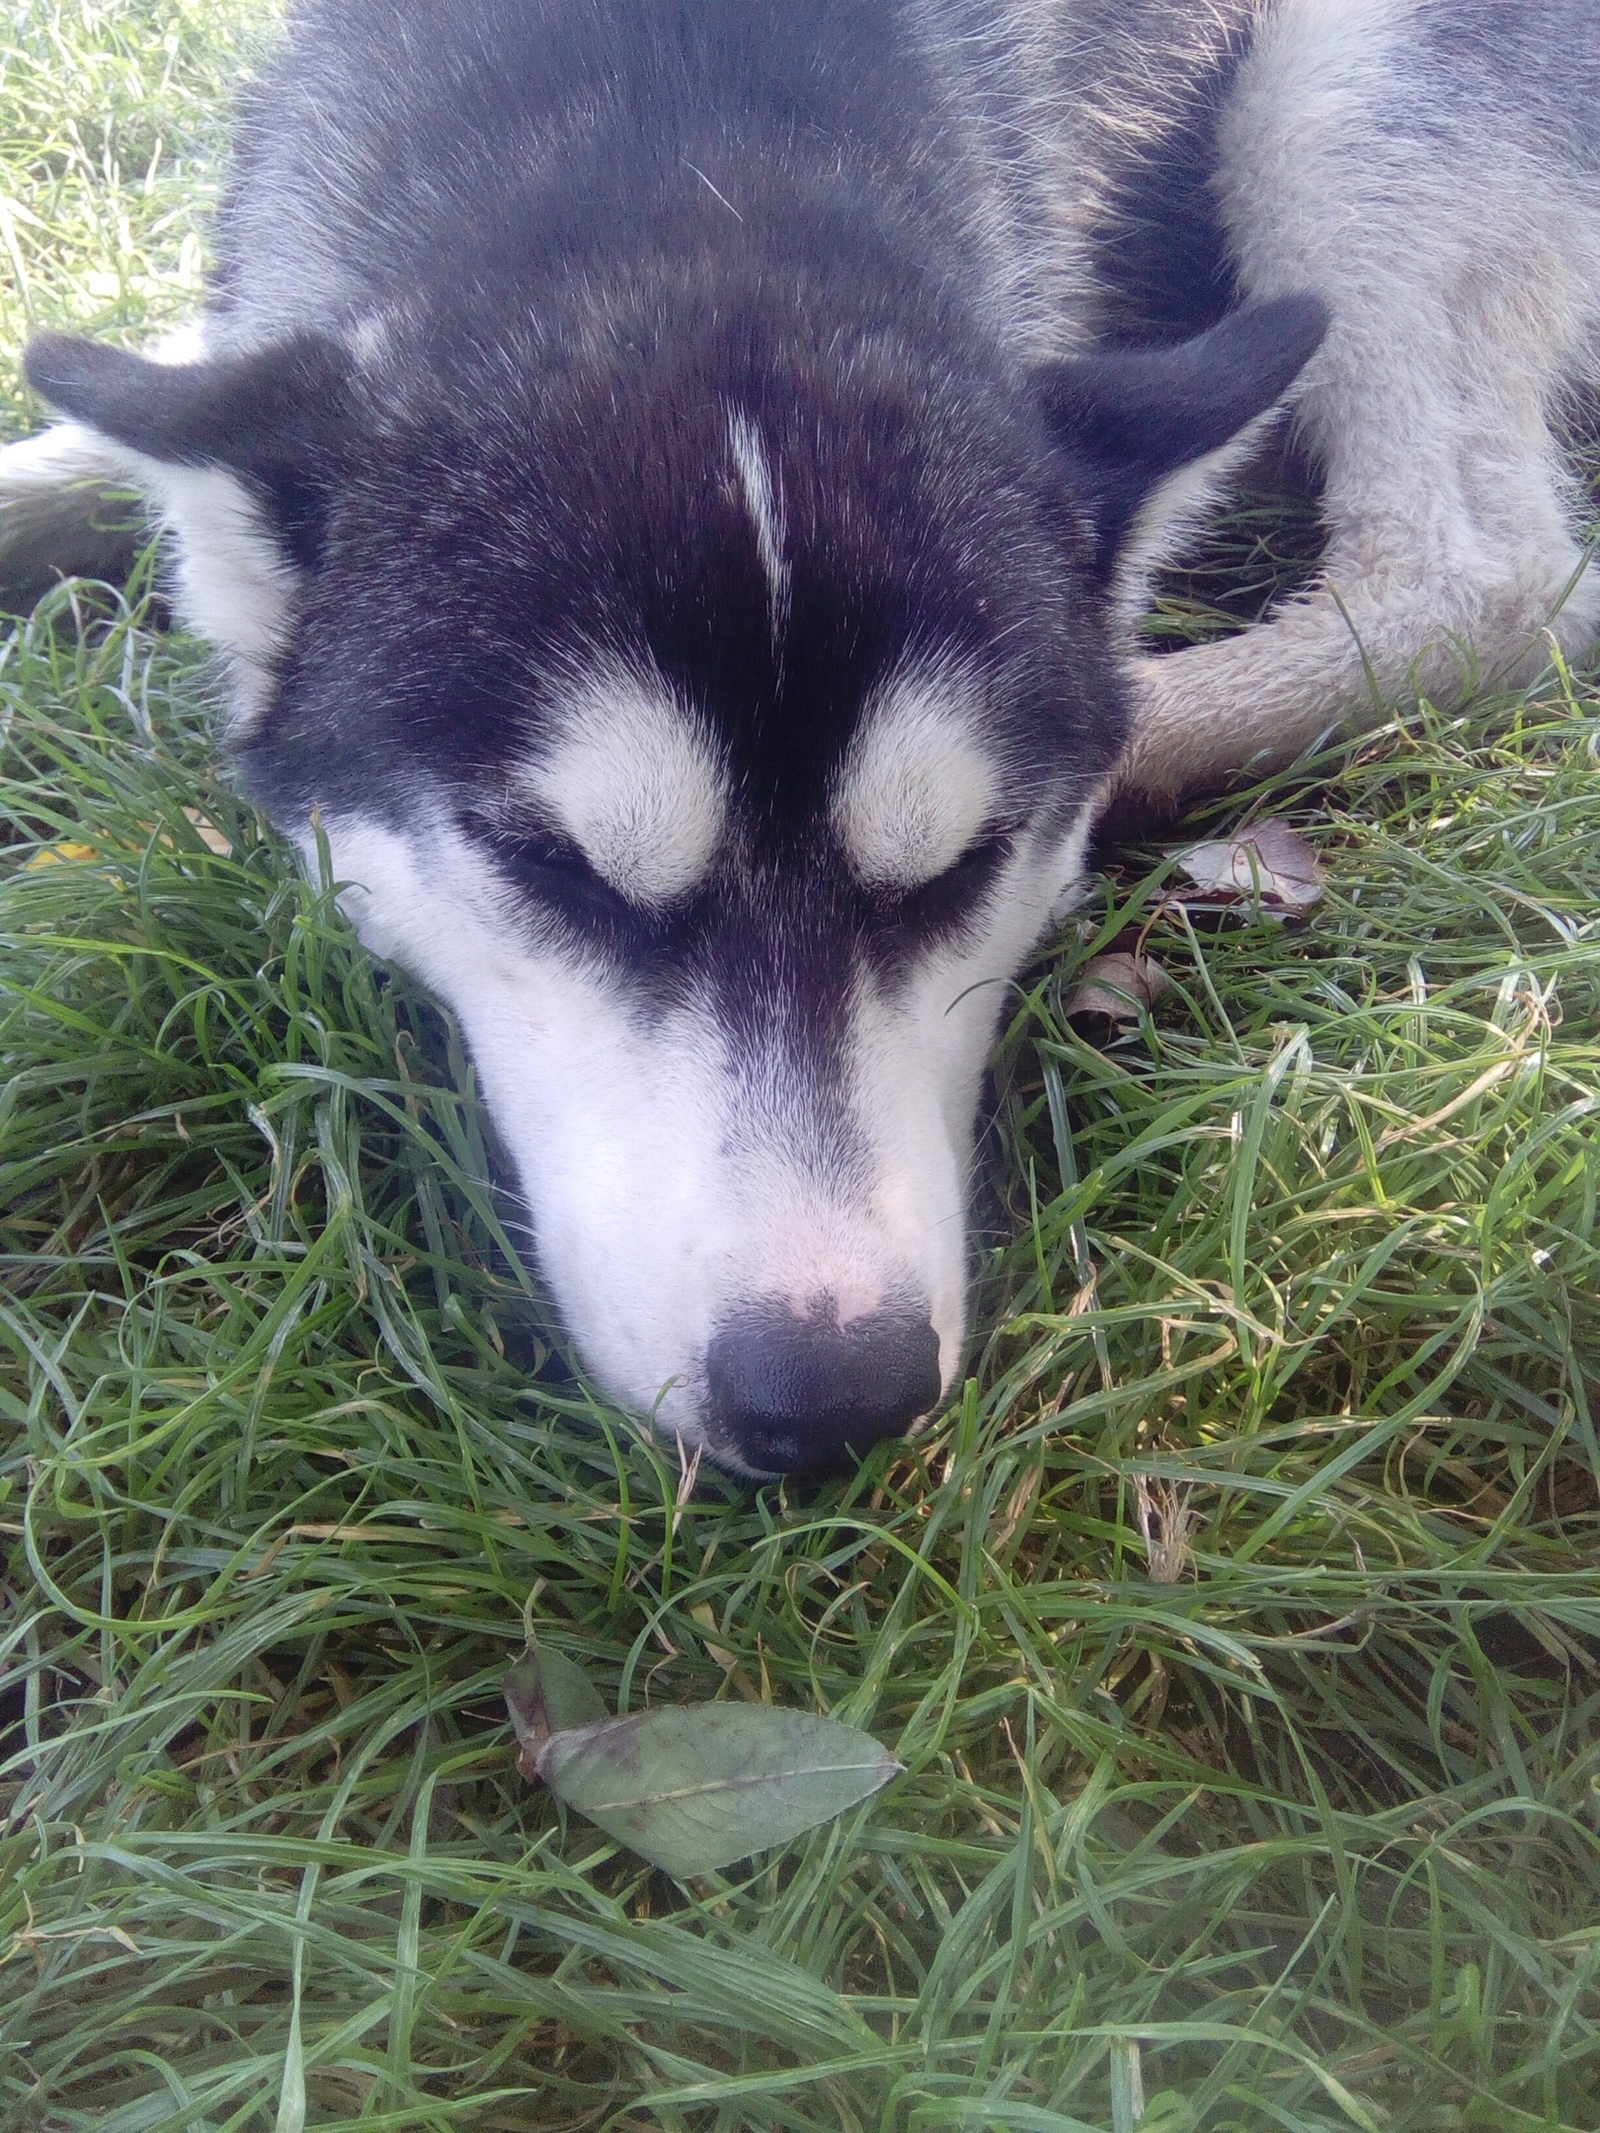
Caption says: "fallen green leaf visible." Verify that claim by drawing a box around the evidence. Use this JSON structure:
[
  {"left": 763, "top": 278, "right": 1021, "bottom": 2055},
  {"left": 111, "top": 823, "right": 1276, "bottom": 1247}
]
[
  {"left": 504, "top": 1642, "right": 609, "bottom": 1774},
  {"left": 542, "top": 1705, "right": 901, "bottom": 1875},
  {"left": 505, "top": 1649, "right": 901, "bottom": 1876}
]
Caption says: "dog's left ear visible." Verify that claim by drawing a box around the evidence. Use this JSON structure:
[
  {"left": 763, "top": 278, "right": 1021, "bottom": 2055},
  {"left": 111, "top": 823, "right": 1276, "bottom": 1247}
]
[
  {"left": 1034, "top": 295, "right": 1329, "bottom": 566},
  {"left": 23, "top": 330, "right": 356, "bottom": 567}
]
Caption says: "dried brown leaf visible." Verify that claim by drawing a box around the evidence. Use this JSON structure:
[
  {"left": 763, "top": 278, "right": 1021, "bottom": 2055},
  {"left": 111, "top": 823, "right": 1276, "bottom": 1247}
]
[
  {"left": 1175, "top": 820, "right": 1326, "bottom": 913},
  {"left": 1067, "top": 951, "right": 1173, "bottom": 1023}
]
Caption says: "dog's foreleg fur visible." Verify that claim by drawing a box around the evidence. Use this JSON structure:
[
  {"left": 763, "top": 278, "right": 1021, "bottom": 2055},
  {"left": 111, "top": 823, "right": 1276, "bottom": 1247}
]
[{"left": 1113, "top": 0, "right": 1600, "bottom": 809}]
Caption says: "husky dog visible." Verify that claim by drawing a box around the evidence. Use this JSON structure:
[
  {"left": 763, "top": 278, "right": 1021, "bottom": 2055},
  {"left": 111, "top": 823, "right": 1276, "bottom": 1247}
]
[{"left": 6, "top": 1, "right": 1598, "bottom": 1474}]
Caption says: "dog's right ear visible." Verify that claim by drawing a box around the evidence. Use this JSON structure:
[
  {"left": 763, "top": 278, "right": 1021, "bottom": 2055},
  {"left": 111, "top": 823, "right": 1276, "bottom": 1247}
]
[{"left": 24, "top": 331, "right": 356, "bottom": 568}]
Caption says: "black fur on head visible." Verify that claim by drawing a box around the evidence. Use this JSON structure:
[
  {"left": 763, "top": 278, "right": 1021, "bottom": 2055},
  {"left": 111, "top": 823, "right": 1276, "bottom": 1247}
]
[
  {"left": 24, "top": 291, "right": 1327, "bottom": 789},
  {"left": 19, "top": 0, "right": 1329, "bottom": 955},
  {"left": 236, "top": 287, "right": 1116, "bottom": 837}
]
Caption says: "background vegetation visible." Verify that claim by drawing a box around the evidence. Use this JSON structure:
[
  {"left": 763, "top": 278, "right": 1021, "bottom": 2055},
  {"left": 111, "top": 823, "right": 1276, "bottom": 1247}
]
[{"left": 3, "top": 4, "right": 1598, "bottom": 2126}]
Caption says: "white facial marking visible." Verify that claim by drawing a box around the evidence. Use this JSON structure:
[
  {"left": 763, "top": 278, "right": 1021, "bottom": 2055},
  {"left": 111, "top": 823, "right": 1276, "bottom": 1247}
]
[
  {"left": 727, "top": 409, "right": 790, "bottom": 643},
  {"left": 833, "top": 665, "right": 1001, "bottom": 890},
  {"left": 300, "top": 795, "right": 1099, "bottom": 1460},
  {"left": 522, "top": 666, "right": 730, "bottom": 907},
  {"left": 843, "top": 804, "right": 1097, "bottom": 1395},
  {"left": 349, "top": 311, "right": 396, "bottom": 366},
  {"left": 141, "top": 458, "right": 297, "bottom": 732}
]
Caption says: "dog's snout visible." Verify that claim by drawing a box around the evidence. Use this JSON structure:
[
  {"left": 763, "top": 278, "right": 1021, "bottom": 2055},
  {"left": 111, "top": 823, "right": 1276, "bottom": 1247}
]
[{"left": 707, "top": 1302, "right": 941, "bottom": 1475}]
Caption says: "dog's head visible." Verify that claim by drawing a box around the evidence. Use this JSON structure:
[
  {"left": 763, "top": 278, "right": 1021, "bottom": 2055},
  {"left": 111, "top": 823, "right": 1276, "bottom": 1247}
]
[{"left": 28, "top": 293, "right": 1322, "bottom": 1473}]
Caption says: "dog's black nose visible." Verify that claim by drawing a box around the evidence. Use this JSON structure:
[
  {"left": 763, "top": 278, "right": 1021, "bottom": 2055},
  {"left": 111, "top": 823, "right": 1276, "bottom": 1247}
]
[{"left": 707, "top": 1303, "right": 942, "bottom": 1476}]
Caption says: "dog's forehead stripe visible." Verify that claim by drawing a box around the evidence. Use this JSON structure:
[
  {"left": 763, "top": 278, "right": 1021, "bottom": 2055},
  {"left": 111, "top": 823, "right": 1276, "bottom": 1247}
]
[
  {"left": 832, "top": 669, "right": 1000, "bottom": 890},
  {"left": 522, "top": 668, "right": 729, "bottom": 906},
  {"left": 728, "top": 408, "right": 790, "bottom": 642}
]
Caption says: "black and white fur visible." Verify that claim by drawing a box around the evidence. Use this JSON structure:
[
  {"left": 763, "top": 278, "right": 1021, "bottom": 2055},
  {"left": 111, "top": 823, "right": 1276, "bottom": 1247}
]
[{"left": 6, "top": 0, "right": 1597, "bottom": 1473}]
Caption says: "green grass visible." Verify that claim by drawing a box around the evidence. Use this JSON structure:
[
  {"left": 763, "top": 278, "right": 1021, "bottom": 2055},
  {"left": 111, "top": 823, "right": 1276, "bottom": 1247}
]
[
  {"left": 1, "top": 0, "right": 269, "bottom": 437},
  {"left": 3, "top": 6, "right": 1600, "bottom": 2129}
]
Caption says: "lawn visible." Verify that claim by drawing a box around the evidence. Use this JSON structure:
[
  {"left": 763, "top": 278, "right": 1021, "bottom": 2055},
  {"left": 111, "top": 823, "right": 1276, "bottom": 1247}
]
[{"left": 3, "top": 5, "right": 1599, "bottom": 2129}]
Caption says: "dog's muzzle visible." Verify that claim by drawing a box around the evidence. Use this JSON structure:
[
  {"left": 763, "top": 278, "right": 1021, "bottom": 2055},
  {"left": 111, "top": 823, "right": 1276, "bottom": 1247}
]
[{"left": 705, "top": 1298, "right": 941, "bottom": 1476}]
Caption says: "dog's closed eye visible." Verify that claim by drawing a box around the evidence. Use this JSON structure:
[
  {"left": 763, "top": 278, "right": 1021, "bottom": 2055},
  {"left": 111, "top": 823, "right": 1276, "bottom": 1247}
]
[
  {"left": 462, "top": 808, "right": 633, "bottom": 916},
  {"left": 875, "top": 825, "right": 1017, "bottom": 939}
]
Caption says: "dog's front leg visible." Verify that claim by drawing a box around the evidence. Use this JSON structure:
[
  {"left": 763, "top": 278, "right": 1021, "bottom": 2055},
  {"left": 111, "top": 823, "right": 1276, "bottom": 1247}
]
[
  {"left": 1111, "top": 387, "right": 1600, "bottom": 817},
  {"left": 1109, "top": 4, "right": 1600, "bottom": 818}
]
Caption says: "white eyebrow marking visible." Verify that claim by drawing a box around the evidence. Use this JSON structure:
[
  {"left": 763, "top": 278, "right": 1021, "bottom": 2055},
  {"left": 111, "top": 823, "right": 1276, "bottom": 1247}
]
[
  {"left": 728, "top": 409, "right": 790, "bottom": 647},
  {"left": 520, "top": 664, "right": 730, "bottom": 907},
  {"left": 832, "top": 664, "right": 1001, "bottom": 891}
]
